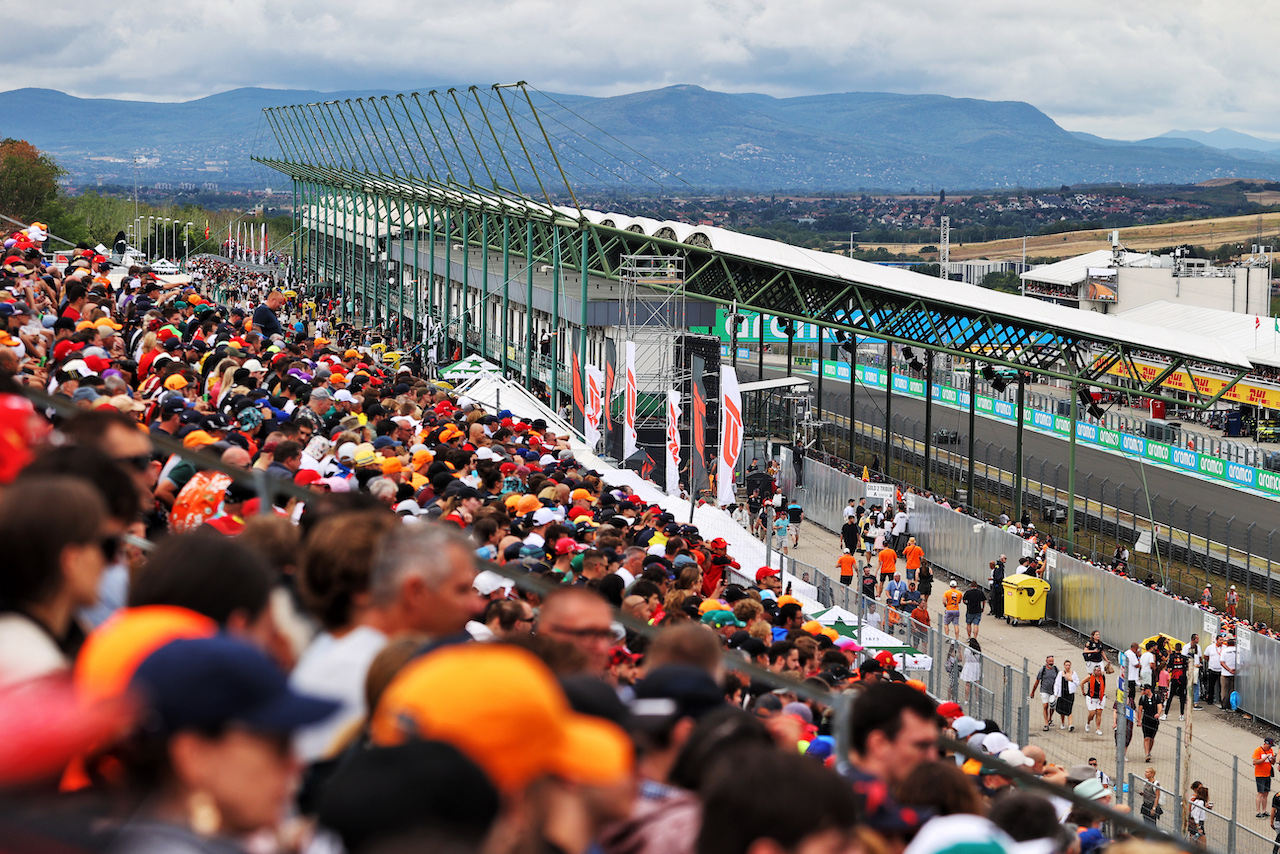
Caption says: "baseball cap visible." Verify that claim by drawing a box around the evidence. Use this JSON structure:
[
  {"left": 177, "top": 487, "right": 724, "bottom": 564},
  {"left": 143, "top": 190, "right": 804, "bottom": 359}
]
[
  {"left": 981, "top": 732, "right": 1013, "bottom": 754},
  {"left": 755, "top": 566, "right": 780, "bottom": 583},
  {"left": 369, "top": 645, "right": 633, "bottom": 792},
  {"left": 181, "top": 430, "right": 217, "bottom": 449},
  {"left": 294, "top": 470, "right": 323, "bottom": 487},
  {"left": 74, "top": 606, "right": 218, "bottom": 703},
  {"left": 700, "top": 610, "right": 745, "bottom": 629},
  {"left": 632, "top": 664, "right": 725, "bottom": 720},
  {"left": 129, "top": 636, "right": 339, "bottom": 735},
  {"left": 531, "top": 507, "right": 557, "bottom": 526},
  {"left": 936, "top": 701, "right": 963, "bottom": 720},
  {"left": 998, "top": 747, "right": 1034, "bottom": 768},
  {"left": 952, "top": 715, "right": 985, "bottom": 739},
  {"left": 553, "top": 537, "right": 580, "bottom": 556},
  {"left": 949, "top": 580, "right": 957, "bottom": 587}
]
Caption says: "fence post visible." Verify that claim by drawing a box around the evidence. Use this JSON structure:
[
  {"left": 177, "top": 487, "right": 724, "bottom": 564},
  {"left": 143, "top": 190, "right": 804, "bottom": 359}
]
[
  {"left": 1112, "top": 481, "right": 1127, "bottom": 543},
  {"left": 1230, "top": 755, "right": 1239, "bottom": 852},
  {"left": 1269, "top": 531, "right": 1275, "bottom": 599},
  {"left": 1187, "top": 505, "right": 1198, "bottom": 584},
  {"left": 1083, "top": 474, "right": 1094, "bottom": 525},
  {"left": 1247, "top": 522, "right": 1256, "bottom": 603},
  {"left": 1020, "top": 657, "right": 1030, "bottom": 745},
  {"left": 1225, "top": 516, "right": 1236, "bottom": 585},
  {"left": 1205, "top": 511, "right": 1217, "bottom": 588},
  {"left": 1003, "top": 663, "right": 1013, "bottom": 735},
  {"left": 1265, "top": 529, "right": 1276, "bottom": 598},
  {"left": 1099, "top": 478, "right": 1110, "bottom": 535},
  {"left": 1173, "top": 725, "right": 1182, "bottom": 830}
]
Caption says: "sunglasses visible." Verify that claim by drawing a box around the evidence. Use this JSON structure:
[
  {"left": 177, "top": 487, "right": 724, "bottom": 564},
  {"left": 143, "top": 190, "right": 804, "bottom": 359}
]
[{"left": 114, "top": 453, "right": 153, "bottom": 473}]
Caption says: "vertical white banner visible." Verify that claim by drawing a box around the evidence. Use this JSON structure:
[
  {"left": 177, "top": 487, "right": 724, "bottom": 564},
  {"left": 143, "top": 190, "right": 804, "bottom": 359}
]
[
  {"left": 623, "top": 341, "right": 637, "bottom": 459},
  {"left": 584, "top": 365, "right": 604, "bottom": 451},
  {"left": 665, "top": 389, "right": 682, "bottom": 496},
  {"left": 718, "top": 365, "right": 743, "bottom": 506}
]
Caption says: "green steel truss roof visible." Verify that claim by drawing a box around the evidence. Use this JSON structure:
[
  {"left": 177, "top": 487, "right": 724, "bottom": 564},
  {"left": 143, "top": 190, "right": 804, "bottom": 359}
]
[{"left": 253, "top": 87, "right": 1252, "bottom": 408}]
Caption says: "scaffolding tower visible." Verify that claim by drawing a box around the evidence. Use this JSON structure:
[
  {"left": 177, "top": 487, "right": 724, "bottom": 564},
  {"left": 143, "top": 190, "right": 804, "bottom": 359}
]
[{"left": 618, "top": 254, "right": 686, "bottom": 426}]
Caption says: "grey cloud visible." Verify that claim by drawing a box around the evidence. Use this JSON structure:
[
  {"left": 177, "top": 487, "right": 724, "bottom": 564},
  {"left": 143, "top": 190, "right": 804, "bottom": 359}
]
[{"left": 5, "top": 0, "right": 1278, "bottom": 139}]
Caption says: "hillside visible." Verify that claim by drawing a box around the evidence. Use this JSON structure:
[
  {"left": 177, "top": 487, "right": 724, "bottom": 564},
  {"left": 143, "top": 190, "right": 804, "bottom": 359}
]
[
  {"left": 7, "top": 84, "right": 1280, "bottom": 191},
  {"left": 859, "top": 210, "right": 1280, "bottom": 262}
]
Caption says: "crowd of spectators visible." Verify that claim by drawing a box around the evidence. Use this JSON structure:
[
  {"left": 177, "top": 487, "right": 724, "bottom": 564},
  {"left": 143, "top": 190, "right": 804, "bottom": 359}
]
[{"left": 0, "top": 224, "right": 1209, "bottom": 854}]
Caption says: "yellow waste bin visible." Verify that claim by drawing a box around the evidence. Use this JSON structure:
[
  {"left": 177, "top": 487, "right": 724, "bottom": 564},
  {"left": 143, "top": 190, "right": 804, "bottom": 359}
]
[{"left": 1002, "top": 573, "right": 1050, "bottom": 626}]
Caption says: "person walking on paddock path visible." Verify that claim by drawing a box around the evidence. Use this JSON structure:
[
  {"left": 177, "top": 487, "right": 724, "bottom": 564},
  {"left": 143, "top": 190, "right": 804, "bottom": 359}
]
[
  {"left": 961, "top": 579, "right": 986, "bottom": 639},
  {"left": 1253, "top": 736, "right": 1277, "bottom": 818},
  {"left": 1138, "top": 684, "right": 1163, "bottom": 763},
  {"left": 1054, "top": 659, "right": 1080, "bottom": 731},
  {"left": 1032, "top": 655, "right": 1059, "bottom": 732},
  {"left": 942, "top": 580, "right": 962, "bottom": 640},
  {"left": 837, "top": 548, "right": 857, "bottom": 586},
  {"left": 903, "top": 537, "right": 924, "bottom": 582},
  {"left": 1083, "top": 664, "right": 1107, "bottom": 735},
  {"left": 876, "top": 542, "right": 897, "bottom": 597}
]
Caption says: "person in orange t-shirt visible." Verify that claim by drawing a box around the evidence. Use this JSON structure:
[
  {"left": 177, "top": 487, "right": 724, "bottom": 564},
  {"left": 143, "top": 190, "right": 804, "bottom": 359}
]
[
  {"left": 903, "top": 537, "right": 924, "bottom": 581},
  {"left": 837, "top": 549, "right": 857, "bottom": 585},
  {"left": 942, "top": 580, "right": 963, "bottom": 639},
  {"left": 876, "top": 546, "right": 897, "bottom": 597}
]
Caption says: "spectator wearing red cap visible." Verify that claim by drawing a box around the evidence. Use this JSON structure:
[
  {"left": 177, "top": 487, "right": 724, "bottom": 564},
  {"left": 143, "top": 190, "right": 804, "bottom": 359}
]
[{"left": 755, "top": 566, "right": 782, "bottom": 597}]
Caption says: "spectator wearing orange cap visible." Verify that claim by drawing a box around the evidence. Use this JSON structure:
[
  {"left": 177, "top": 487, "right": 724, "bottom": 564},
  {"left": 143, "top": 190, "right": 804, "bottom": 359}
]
[{"left": 371, "top": 643, "right": 634, "bottom": 853}]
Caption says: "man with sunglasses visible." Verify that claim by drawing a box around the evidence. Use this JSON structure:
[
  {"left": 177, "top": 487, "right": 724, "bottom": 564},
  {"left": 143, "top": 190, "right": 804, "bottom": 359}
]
[{"left": 536, "top": 587, "right": 616, "bottom": 676}]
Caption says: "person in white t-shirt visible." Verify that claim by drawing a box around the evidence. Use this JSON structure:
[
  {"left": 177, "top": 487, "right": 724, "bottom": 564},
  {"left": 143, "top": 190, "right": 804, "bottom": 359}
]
[
  {"left": 1124, "top": 642, "right": 1142, "bottom": 700},
  {"left": 1204, "top": 636, "right": 1225, "bottom": 708},
  {"left": 1139, "top": 642, "right": 1157, "bottom": 689}
]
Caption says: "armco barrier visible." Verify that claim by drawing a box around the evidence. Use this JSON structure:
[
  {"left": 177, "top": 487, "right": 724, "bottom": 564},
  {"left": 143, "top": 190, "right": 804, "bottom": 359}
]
[
  {"left": 799, "top": 455, "right": 1280, "bottom": 728},
  {"left": 809, "top": 360, "right": 1280, "bottom": 498}
]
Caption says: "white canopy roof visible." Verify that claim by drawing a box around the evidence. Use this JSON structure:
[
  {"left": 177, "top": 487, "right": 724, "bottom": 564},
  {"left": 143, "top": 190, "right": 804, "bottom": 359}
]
[
  {"left": 580, "top": 211, "right": 1249, "bottom": 371},
  {"left": 1020, "top": 249, "right": 1155, "bottom": 287}
]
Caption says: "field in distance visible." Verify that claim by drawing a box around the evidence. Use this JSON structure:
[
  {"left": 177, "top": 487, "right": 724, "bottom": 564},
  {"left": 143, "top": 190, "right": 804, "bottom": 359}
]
[{"left": 858, "top": 210, "right": 1280, "bottom": 262}]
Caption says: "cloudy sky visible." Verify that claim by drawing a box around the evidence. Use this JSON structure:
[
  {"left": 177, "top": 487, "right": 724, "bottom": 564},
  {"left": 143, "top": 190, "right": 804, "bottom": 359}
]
[{"left": 10, "top": 0, "right": 1278, "bottom": 141}]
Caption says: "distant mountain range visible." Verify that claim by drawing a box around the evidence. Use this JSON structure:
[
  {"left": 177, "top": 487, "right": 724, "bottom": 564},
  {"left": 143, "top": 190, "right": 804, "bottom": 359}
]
[{"left": 5, "top": 84, "right": 1280, "bottom": 192}]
